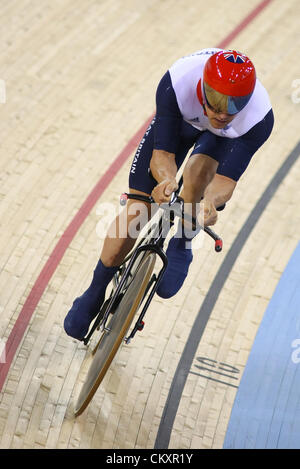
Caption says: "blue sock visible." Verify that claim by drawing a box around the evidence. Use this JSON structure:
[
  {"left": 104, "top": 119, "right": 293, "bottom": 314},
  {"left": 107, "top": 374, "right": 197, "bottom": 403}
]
[
  {"left": 64, "top": 259, "right": 118, "bottom": 340},
  {"left": 156, "top": 223, "right": 200, "bottom": 299}
]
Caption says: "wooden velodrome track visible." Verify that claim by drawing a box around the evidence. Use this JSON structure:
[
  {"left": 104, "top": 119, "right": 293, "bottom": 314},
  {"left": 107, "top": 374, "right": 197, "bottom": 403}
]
[{"left": 0, "top": 0, "right": 300, "bottom": 450}]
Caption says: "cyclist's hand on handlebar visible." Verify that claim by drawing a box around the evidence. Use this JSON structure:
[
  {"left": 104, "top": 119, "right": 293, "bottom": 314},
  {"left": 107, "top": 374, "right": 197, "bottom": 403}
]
[
  {"left": 199, "top": 199, "right": 218, "bottom": 227},
  {"left": 151, "top": 178, "right": 178, "bottom": 204}
]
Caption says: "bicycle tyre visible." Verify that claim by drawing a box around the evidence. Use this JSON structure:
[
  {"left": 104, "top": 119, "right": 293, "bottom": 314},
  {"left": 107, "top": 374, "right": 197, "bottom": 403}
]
[{"left": 74, "top": 251, "right": 156, "bottom": 416}]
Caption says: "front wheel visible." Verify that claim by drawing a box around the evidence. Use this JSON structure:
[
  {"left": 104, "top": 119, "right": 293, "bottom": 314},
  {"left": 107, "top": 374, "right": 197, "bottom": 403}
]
[{"left": 74, "top": 251, "right": 156, "bottom": 416}]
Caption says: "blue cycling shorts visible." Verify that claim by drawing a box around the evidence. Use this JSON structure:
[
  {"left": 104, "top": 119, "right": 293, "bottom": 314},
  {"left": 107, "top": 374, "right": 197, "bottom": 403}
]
[{"left": 129, "top": 71, "right": 274, "bottom": 194}]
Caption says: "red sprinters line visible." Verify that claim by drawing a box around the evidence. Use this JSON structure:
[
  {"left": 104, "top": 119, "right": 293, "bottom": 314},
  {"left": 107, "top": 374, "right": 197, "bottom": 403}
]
[
  {"left": 217, "top": 0, "right": 273, "bottom": 49},
  {"left": 0, "top": 0, "right": 274, "bottom": 390}
]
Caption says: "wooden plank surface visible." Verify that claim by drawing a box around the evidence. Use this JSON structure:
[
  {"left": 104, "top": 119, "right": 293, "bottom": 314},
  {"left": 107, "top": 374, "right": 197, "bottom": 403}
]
[{"left": 0, "top": 0, "right": 300, "bottom": 449}]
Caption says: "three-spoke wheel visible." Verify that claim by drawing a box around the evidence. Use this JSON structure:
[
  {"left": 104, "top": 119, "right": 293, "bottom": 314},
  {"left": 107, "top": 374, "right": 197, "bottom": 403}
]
[{"left": 75, "top": 251, "right": 156, "bottom": 417}]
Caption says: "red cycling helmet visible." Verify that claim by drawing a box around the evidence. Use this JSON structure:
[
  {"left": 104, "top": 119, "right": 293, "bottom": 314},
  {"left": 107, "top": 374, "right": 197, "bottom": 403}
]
[{"left": 202, "top": 50, "right": 256, "bottom": 114}]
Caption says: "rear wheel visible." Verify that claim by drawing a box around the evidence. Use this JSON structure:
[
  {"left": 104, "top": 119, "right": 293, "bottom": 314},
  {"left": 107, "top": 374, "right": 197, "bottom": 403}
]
[{"left": 74, "top": 251, "right": 156, "bottom": 416}]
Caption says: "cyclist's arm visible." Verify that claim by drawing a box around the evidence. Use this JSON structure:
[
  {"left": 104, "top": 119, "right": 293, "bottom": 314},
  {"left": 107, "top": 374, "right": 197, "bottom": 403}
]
[
  {"left": 150, "top": 150, "right": 178, "bottom": 203},
  {"left": 150, "top": 72, "right": 182, "bottom": 203}
]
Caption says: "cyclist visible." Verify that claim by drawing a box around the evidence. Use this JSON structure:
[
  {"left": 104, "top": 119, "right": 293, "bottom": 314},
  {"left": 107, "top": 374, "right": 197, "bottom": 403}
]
[{"left": 64, "top": 48, "right": 274, "bottom": 340}]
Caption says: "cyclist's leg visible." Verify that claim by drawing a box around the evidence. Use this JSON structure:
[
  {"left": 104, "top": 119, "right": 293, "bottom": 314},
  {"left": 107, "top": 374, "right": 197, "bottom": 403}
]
[
  {"left": 64, "top": 121, "right": 157, "bottom": 340},
  {"left": 100, "top": 188, "right": 154, "bottom": 267},
  {"left": 101, "top": 118, "right": 159, "bottom": 267},
  {"left": 64, "top": 191, "right": 154, "bottom": 340},
  {"left": 156, "top": 137, "right": 219, "bottom": 299},
  {"left": 181, "top": 153, "right": 218, "bottom": 215}
]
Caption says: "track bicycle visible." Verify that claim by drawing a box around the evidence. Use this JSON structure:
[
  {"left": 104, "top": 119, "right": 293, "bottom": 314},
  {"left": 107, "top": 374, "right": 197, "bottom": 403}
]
[{"left": 74, "top": 186, "right": 223, "bottom": 416}]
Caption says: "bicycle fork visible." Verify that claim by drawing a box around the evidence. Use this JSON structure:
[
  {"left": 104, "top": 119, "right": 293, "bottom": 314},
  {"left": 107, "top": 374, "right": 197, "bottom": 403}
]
[{"left": 124, "top": 243, "right": 168, "bottom": 344}]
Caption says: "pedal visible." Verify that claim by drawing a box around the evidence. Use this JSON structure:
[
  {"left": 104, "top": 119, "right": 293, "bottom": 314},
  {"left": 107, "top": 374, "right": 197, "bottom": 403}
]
[{"left": 82, "top": 296, "right": 116, "bottom": 344}]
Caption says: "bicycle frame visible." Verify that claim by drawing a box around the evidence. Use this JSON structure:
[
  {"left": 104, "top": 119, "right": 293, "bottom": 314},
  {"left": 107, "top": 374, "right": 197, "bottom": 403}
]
[{"left": 82, "top": 189, "right": 223, "bottom": 346}]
